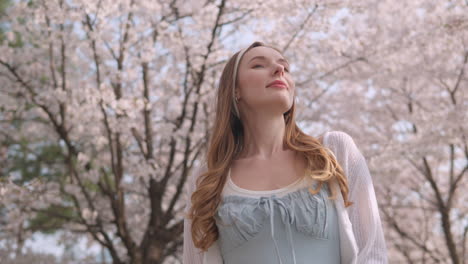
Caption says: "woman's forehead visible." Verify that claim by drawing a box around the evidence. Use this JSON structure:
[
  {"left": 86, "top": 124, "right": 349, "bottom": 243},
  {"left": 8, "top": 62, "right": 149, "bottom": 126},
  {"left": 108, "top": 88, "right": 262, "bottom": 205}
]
[{"left": 241, "top": 46, "right": 286, "bottom": 64}]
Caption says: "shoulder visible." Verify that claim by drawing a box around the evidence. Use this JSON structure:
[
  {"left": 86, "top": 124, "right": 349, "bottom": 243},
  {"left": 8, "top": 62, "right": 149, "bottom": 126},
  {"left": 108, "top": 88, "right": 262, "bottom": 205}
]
[
  {"left": 193, "top": 161, "right": 208, "bottom": 176},
  {"left": 323, "top": 130, "right": 357, "bottom": 151},
  {"left": 323, "top": 131, "right": 369, "bottom": 188},
  {"left": 322, "top": 130, "right": 365, "bottom": 169},
  {"left": 188, "top": 161, "right": 208, "bottom": 194}
]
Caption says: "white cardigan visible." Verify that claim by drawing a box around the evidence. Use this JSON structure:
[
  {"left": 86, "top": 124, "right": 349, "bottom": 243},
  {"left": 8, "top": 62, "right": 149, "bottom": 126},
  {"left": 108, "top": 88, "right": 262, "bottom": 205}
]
[{"left": 183, "top": 131, "right": 388, "bottom": 263}]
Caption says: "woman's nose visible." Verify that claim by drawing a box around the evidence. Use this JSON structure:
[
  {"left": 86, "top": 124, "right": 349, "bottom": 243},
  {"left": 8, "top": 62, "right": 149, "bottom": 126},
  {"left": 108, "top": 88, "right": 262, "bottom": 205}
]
[{"left": 273, "top": 64, "right": 285, "bottom": 76}]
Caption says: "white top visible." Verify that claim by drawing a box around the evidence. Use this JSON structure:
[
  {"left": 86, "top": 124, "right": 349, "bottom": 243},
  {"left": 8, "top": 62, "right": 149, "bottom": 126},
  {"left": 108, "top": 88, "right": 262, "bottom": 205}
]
[
  {"left": 183, "top": 131, "right": 389, "bottom": 264},
  {"left": 223, "top": 164, "right": 310, "bottom": 198}
]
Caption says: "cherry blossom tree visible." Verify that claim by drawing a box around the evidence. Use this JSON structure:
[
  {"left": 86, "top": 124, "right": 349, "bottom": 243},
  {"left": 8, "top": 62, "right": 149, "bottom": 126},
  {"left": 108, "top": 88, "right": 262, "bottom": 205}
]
[
  {"left": 0, "top": 0, "right": 247, "bottom": 262},
  {"left": 288, "top": 1, "right": 467, "bottom": 263}
]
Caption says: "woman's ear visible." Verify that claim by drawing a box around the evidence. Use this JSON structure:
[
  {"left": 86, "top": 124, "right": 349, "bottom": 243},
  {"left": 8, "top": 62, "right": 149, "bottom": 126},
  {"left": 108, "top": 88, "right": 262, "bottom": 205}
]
[{"left": 235, "top": 89, "right": 241, "bottom": 99}]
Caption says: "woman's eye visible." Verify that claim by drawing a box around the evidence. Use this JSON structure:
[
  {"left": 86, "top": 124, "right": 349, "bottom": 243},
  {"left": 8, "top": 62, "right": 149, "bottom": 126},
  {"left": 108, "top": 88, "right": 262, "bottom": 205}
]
[{"left": 253, "top": 64, "right": 263, "bottom": 68}]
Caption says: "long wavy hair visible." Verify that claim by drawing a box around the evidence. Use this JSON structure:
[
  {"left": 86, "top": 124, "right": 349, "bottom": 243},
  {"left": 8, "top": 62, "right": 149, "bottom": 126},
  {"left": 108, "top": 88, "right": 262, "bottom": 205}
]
[{"left": 187, "top": 41, "right": 354, "bottom": 252}]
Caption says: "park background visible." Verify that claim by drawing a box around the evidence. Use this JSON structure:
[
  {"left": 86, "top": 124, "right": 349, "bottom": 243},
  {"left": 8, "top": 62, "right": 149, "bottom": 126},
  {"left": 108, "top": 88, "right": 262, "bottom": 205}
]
[{"left": 0, "top": 0, "right": 466, "bottom": 263}]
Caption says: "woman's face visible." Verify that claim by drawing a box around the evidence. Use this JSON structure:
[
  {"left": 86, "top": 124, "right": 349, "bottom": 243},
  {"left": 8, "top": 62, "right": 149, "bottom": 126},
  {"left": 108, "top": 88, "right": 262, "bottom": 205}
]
[{"left": 236, "top": 46, "right": 295, "bottom": 118}]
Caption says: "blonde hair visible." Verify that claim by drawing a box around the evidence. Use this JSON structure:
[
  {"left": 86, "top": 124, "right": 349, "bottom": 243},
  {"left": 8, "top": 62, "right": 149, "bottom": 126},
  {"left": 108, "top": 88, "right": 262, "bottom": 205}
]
[{"left": 186, "top": 41, "right": 353, "bottom": 252}]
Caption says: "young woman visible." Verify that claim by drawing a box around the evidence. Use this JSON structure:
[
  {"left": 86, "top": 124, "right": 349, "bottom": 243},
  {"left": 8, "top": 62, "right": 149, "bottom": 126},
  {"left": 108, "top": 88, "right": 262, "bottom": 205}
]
[{"left": 183, "top": 41, "right": 388, "bottom": 264}]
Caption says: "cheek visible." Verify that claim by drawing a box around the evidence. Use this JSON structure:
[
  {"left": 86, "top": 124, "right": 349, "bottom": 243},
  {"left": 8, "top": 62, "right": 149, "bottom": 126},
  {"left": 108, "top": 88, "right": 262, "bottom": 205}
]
[
  {"left": 287, "top": 79, "right": 295, "bottom": 91},
  {"left": 245, "top": 71, "right": 265, "bottom": 83},
  {"left": 240, "top": 71, "right": 266, "bottom": 91}
]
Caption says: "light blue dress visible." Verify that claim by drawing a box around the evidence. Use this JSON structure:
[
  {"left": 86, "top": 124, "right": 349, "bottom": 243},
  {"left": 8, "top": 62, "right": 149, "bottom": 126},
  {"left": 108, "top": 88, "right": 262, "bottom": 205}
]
[{"left": 214, "top": 181, "right": 341, "bottom": 264}]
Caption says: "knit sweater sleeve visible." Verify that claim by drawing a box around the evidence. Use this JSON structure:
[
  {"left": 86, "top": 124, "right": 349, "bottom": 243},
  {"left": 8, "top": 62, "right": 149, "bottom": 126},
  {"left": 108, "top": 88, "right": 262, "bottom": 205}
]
[
  {"left": 325, "top": 131, "right": 389, "bottom": 263},
  {"left": 183, "top": 163, "right": 223, "bottom": 264}
]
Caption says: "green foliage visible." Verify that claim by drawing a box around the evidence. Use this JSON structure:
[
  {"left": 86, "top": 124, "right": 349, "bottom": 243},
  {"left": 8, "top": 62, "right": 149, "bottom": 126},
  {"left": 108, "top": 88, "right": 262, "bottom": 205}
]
[
  {"left": 28, "top": 204, "right": 79, "bottom": 234},
  {"left": 0, "top": 0, "right": 26, "bottom": 47},
  {"left": 7, "top": 140, "right": 66, "bottom": 184},
  {"left": 0, "top": 0, "right": 10, "bottom": 13},
  {"left": 7, "top": 31, "right": 24, "bottom": 48}
]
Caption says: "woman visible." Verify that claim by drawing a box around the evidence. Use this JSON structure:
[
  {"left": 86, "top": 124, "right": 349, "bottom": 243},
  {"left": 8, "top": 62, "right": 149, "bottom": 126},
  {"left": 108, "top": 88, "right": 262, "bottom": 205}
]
[{"left": 183, "top": 41, "right": 388, "bottom": 263}]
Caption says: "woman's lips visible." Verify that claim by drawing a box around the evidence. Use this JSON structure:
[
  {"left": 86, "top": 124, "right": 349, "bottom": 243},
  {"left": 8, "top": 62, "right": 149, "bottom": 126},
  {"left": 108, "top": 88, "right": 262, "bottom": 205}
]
[{"left": 267, "top": 80, "right": 288, "bottom": 89}]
